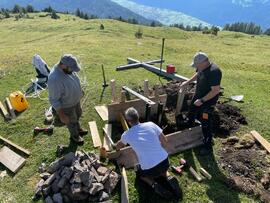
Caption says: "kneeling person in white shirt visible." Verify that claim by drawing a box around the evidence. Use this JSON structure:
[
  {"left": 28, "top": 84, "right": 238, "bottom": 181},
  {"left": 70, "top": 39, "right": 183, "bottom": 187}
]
[{"left": 115, "top": 107, "right": 182, "bottom": 200}]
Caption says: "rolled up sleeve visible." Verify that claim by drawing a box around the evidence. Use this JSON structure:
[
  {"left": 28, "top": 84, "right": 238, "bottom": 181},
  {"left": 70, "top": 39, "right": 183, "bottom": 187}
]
[{"left": 48, "top": 79, "right": 62, "bottom": 110}]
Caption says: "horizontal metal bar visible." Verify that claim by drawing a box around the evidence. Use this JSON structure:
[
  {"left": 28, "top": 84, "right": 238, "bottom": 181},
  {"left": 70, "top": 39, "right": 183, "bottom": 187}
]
[
  {"left": 116, "top": 63, "right": 142, "bottom": 71},
  {"left": 122, "top": 86, "right": 156, "bottom": 105}
]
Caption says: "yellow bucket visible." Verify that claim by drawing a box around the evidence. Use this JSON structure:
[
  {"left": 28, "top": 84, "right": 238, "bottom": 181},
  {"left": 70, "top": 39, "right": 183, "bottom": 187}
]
[{"left": 9, "top": 91, "right": 29, "bottom": 112}]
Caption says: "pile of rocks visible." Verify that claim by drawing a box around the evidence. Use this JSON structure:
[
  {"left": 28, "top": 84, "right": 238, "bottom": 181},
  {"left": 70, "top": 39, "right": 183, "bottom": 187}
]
[{"left": 33, "top": 151, "right": 120, "bottom": 203}]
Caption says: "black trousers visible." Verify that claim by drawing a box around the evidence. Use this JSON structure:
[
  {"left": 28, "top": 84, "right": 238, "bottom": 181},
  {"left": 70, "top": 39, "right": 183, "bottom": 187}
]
[{"left": 188, "top": 104, "right": 214, "bottom": 148}]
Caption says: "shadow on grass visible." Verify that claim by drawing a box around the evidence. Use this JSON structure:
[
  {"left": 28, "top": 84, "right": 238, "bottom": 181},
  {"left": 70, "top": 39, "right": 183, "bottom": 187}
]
[{"left": 183, "top": 147, "right": 241, "bottom": 203}]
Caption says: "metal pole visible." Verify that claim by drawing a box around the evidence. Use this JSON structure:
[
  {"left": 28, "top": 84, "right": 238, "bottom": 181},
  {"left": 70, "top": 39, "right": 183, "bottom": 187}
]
[{"left": 102, "top": 64, "right": 108, "bottom": 88}]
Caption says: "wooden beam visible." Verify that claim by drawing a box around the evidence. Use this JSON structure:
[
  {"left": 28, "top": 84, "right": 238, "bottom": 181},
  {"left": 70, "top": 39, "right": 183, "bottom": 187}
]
[
  {"left": 103, "top": 124, "right": 113, "bottom": 151},
  {"left": 175, "top": 87, "right": 187, "bottom": 116},
  {"left": 200, "top": 167, "right": 212, "bottom": 180},
  {"left": 189, "top": 167, "right": 202, "bottom": 182},
  {"left": 88, "top": 121, "right": 102, "bottom": 148},
  {"left": 119, "top": 114, "right": 129, "bottom": 131},
  {"left": 5, "top": 97, "right": 16, "bottom": 119},
  {"left": 121, "top": 167, "right": 129, "bottom": 203},
  {"left": 127, "top": 58, "right": 189, "bottom": 82},
  {"left": 0, "top": 146, "right": 26, "bottom": 173},
  {"left": 94, "top": 106, "right": 108, "bottom": 121},
  {"left": 107, "top": 95, "right": 167, "bottom": 122},
  {"left": 122, "top": 86, "right": 156, "bottom": 105},
  {"left": 110, "top": 79, "right": 117, "bottom": 103},
  {"left": 108, "top": 126, "right": 203, "bottom": 169},
  {"left": 0, "top": 135, "right": 30, "bottom": 156},
  {"left": 250, "top": 130, "right": 270, "bottom": 153},
  {"left": 0, "top": 101, "right": 9, "bottom": 120}
]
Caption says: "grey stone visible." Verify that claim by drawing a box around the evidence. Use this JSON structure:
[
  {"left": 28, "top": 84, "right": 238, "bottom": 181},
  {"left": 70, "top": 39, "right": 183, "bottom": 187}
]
[
  {"left": 44, "top": 196, "right": 54, "bottom": 203},
  {"left": 104, "top": 171, "right": 120, "bottom": 194},
  {"left": 99, "top": 191, "right": 110, "bottom": 202},
  {"left": 42, "top": 186, "right": 51, "bottom": 197},
  {"left": 61, "top": 152, "right": 76, "bottom": 166},
  {"left": 40, "top": 172, "right": 51, "bottom": 180},
  {"left": 51, "top": 177, "right": 61, "bottom": 193},
  {"left": 34, "top": 179, "right": 44, "bottom": 197},
  {"left": 97, "top": 166, "right": 108, "bottom": 176},
  {"left": 89, "top": 183, "right": 104, "bottom": 195},
  {"left": 38, "top": 163, "right": 46, "bottom": 173},
  {"left": 80, "top": 171, "right": 93, "bottom": 187},
  {"left": 44, "top": 173, "right": 57, "bottom": 187},
  {"left": 52, "top": 193, "right": 63, "bottom": 203},
  {"left": 48, "top": 160, "right": 61, "bottom": 174},
  {"left": 57, "top": 176, "right": 68, "bottom": 189}
]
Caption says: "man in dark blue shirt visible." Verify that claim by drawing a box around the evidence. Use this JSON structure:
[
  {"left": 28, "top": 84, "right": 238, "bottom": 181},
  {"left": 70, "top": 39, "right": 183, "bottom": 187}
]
[{"left": 181, "top": 52, "right": 222, "bottom": 155}]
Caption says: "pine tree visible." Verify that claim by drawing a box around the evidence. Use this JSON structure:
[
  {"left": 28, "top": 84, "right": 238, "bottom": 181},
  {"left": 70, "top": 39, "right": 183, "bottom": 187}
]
[
  {"left": 26, "top": 5, "right": 34, "bottom": 13},
  {"left": 12, "top": 4, "right": 21, "bottom": 13}
]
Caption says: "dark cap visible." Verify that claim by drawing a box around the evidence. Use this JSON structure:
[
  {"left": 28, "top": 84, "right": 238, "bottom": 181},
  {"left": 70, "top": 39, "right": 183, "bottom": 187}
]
[
  {"left": 190, "top": 52, "right": 209, "bottom": 68},
  {"left": 60, "top": 54, "right": 81, "bottom": 72}
]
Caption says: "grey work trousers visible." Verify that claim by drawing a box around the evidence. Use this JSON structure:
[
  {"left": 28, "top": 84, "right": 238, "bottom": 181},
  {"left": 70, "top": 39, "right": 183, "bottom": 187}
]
[{"left": 63, "top": 102, "right": 82, "bottom": 139}]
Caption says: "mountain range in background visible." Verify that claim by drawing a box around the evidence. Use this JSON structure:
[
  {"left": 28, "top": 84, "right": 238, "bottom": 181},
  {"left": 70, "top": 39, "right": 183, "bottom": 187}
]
[
  {"left": 1, "top": 0, "right": 269, "bottom": 29},
  {"left": 129, "top": 0, "right": 270, "bottom": 29},
  {"left": 112, "top": 0, "right": 211, "bottom": 27},
  {"left": 0, "top": 0, "right": 154, "bottom": 25},
  {"left": 0, "top": 0, "right": 213, "bottom": 27}
]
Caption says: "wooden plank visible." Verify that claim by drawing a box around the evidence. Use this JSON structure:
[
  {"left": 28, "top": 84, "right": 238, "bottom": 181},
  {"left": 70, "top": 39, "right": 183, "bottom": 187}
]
[
  {"left": 189, "top": 167, "right": 202, "bottom": 182},
  {"left": 0, "top": 146, "right": 26, "bottom": 173},
  {"left": 119, "top": 114, "right": 129, "bottom": 131},
  {"left": 107, "top": 95, "right": 167, "bottom": 122},
  {"left": 88, "top": 121, "right": 102, "bottom": 148},
  {"left": 0, "top": 135, "right": 31, "bottom": 156},
  {"left": 122, "top": 86, "right": 156, "bottom": 105},
  {"left": 94, "top": 106, "right": 108, "bottom": 121},
  {"left": 103, "top": 124, "right": 113, "bottom": 151},
  {"left": 250, "top": 130, "right": 270, "bottom": 153},
  {"left": 5, "top": 98, "right": 16, "bottom": 119},
  {"left": 0, "top": 101, "right": 9, "bottom": 120},
  {"left": 121, "top": 167, "right": 129, "bottom": 203},
  {"left": 175, "top": 87, "right": 187, "bottom": 116},
  {"left": 108, "top": 126, "right": 203, "bottom": 169}
]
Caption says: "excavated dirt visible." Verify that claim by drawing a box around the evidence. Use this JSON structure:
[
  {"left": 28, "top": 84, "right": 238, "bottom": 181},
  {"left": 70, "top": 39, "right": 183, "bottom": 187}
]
[{"left": 218, "top": 135, "right": 270, "bottom": 202}]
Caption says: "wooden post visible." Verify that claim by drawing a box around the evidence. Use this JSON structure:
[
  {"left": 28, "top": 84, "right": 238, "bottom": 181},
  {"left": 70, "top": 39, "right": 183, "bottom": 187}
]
[
  {"left": 175, "top": 87, "right": 187, "bottom": 116},
  {"left": 144, "top": 80, "right": 149, "bottom": 97},
  {"left": 121, "top": 167, "right": 129, "bottom": 203},
  {"left": 153, "top": 85, "right": 160, "bottom": 101},
  {"left": 110, "top": 79, "right": 117, "bottom": 103},
  {"left": 5, "top": 98, "right": 16, "bottom": 119},
  {"left": 145, "top": 104, "right": 151, "bottom": 121},
  {"left": 0, "top": 101, "right": 10, "bottom": 120},
  {"left": 120, "top": 90, "right": 126, "bottom": 103},
  {"left": 157, "top": 102, "right": 164, "bottom": 126}
]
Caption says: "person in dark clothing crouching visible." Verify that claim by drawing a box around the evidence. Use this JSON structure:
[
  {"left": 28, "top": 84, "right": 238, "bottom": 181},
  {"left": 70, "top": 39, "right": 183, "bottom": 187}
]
[{"left": 115, "top": 107, "right": 182, "bottom": 200}]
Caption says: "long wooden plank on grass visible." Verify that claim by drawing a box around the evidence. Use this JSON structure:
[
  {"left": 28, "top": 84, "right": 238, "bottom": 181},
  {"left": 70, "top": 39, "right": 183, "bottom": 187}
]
[
  {"left": 0, "top": 101, "right": 9, "bottom": 120},
  {"left": 5, "top": 98, "right": 16, "bottom": 119},
  {"left": 0, "top": 146, "right": 26, "bottom": 173},
  {"left": 103, "top": 124, "right": 113, "bottom": 151},
  {"left": 250, "top": 130, "right": 270, "bottom": 153},
  {"left": 0, "top": 135, "right": 31, "bottom": 156},
  {"left": 108, "top": 126, "right": 203, "bottom": 169},
  {"left": 88, "top": 121, "right": 102, "bottom": 148},
  {"left": 121, "top": 167, "right": 129, "bottom": 203},
  {"left": 94, "top": 106, "right": 108, "bottom": 121}
]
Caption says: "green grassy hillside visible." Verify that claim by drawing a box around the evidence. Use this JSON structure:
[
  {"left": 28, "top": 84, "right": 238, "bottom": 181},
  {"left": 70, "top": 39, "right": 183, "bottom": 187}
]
[{"left": 0, "top": 13, "right": 270, "bottom": 203}]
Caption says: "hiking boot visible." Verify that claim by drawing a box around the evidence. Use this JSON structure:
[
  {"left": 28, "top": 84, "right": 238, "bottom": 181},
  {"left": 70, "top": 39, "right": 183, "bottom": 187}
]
[
  {"left": 78, "top": 129, "right": 88, "bottom": 136},
  {"left": 70, "top": 135, "right": 84, "bottom": 144},
  {"left": 151, "top": 182, "right": 174, "bottom": 200},
  {"left": 167, "top": 176, "right": 183, "bottom": 200}
]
